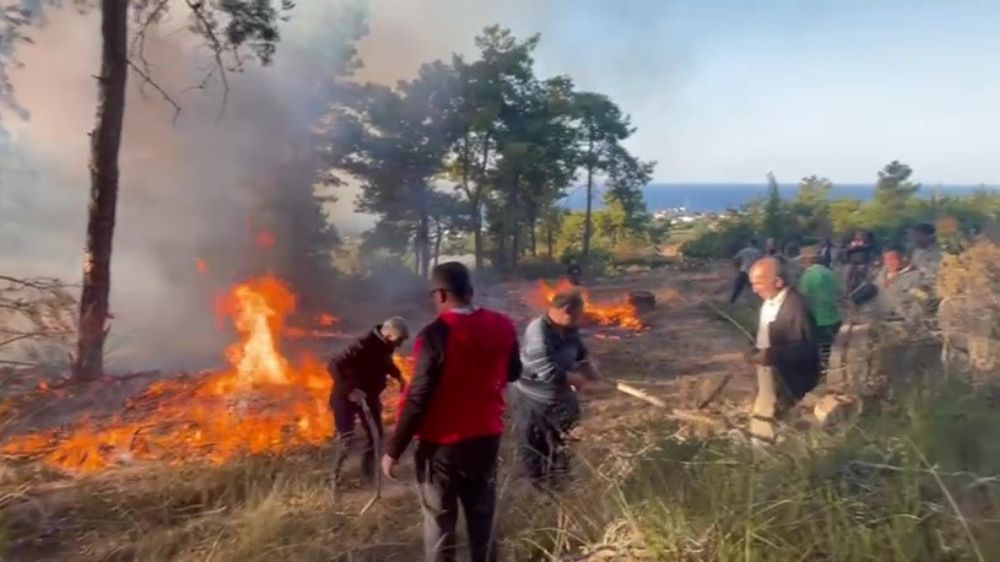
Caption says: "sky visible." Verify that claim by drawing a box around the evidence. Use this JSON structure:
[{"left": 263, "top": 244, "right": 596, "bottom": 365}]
[{"left": 354, "top": 0, "right": 1000, "bottom": 185}]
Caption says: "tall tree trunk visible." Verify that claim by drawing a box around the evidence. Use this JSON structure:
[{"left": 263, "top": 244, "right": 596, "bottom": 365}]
[
  {"left": 582, "top": 135, "right": 595, "bottom": 268},
  {"left": 73, "top": 0, "right": 129, "bottom": 382},
  {"left": 509, "top": 174, "right": 519, "bottom": 267},
  {"left": 472, "top": 133, "right": 490, "bottom": 270},
  {"left": 546, "top": 222, "right": 554, "bottom": 258},
  {"left": 418, "top": 215, "right": 430, "bottom": 278},
  {"left": 433, "top": 220, "right": 443, "bottom": 267},
  {"left": 530, "top": 219, "right": 537, "bottom": 257}
]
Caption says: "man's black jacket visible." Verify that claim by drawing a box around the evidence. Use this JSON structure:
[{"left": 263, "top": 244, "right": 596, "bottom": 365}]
[
  {"left": 328, "top": 325, "right": 400, "bottom": 397},
  {"left": 762, "top": 289, "right": 822, "bottom": 399}
]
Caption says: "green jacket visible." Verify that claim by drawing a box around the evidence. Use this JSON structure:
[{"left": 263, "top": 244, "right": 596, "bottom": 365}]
[{"left": 797, "top": 264, "right": 842, "bottom": 327}]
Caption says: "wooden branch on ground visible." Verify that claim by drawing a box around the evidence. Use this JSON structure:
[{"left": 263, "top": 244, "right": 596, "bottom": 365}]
[{"left": 614, "top": 381, "right": 726, "bottom": 429}]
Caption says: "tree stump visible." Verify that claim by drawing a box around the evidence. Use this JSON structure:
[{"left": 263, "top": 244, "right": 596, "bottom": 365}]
[{"left": 628, "top": 290, "right": 656, "bottom": 313}]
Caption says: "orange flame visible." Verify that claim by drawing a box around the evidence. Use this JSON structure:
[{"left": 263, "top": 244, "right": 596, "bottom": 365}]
[
  {"left": 2, "top": 275, "right": 407, "bottom": 473},
  {"left": 195, "top": 259, "right": 208, "bottom": 274},
  {"left": 534, "top": 279, "right": 644, "bottom": 331}
]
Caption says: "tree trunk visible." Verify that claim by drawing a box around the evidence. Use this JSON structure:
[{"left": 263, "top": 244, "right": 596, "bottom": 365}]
[
  {"left": 433, "top": 220, "right": 443, "bottom": 267},
  {"left": 546, "top": 222, "right": 554, "bottom": 258},
  {"left": 73, "top": 0, "right": 129, "bottom": 382},
  {"left": 582, "top": 135, "right": 595, "bottom": 268},
  {"left": 530, "top": 219, "right": 537, "bottom": 257},
  {"left": 472, "top": 203, "right": 483, "bottom": 271},
  {"left": 473, "top": 133, "right": 490, "bottom": 270}
]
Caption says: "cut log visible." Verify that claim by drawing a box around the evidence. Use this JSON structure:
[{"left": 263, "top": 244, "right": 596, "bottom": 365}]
[{"left": 627, "top": 290, "right": 656, "bottom": 313}]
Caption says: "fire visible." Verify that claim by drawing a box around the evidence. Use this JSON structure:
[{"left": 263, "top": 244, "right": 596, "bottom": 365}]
[
  {"left": 195, "top": 258, "right": 208, "bottom": 274},
  {"left": 2, "top": 275, "right": 406, "bottom": 473},
  {"left": 534, "top": 279, "right": 644, "bottom": 331}
]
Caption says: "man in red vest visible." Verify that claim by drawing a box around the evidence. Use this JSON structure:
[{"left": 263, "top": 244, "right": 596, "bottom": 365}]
[{"left": 382, "top": 262, "right": 520, "bottom": 562}]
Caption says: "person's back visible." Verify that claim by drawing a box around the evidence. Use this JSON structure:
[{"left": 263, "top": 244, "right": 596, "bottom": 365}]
[
  {"left": 409, "top": 308, "right": 517, "bottom": 445},
  {"left": 797, "top": 263, "right": 840, "bottom": 328},
  {"left": 735, "top": 245, "right": 763, "bottom": 272},
  {"left": 383, "top": 262, "right": 519, "bottom": 562}
]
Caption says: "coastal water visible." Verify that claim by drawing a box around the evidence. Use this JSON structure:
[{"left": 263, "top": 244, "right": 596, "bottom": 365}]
[{"left": 562, "top": 183, "right": 998, "bottom": 213}]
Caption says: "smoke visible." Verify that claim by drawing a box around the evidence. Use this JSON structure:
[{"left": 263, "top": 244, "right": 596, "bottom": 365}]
[{"left": 0, "top": 2, "right": 366, "bottom": 372}]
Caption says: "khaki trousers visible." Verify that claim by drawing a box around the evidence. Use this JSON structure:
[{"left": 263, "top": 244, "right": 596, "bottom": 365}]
[{"left": 750, "top": 366, "right": 795, "bottom": 443}]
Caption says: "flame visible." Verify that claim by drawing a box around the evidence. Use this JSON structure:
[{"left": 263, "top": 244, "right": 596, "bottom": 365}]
[
  {"left": 317, "top": 313, "right": 338, "bottom": 327},
  {"left": 195, "top": 259, "right": 208, "bottom": 274},
  {"left": 534, "top": 279, "right": 644, "bottom": 331},
  {"left": 2, "top": 275, "right": 407, "bottom": 473}
]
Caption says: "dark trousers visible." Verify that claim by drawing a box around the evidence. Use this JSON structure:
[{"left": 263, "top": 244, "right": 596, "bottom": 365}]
[
  {"left": 815, "top": 322, "right": 842, "bottom": 373},
  {"left": 416, "top": 436, "right": 501, "bottom": 562},
  {"left": 330, "top": 392, "right": 382, "bottom": 483},
  {"left": 730, "top": 271, "right": 750, "bottom": 303},
  {"left": 514, "top": 393, "right": 580, "bottom": 486}
]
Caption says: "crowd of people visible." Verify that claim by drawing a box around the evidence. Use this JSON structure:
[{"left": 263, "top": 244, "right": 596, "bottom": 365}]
[
  {"left": 326, "top": 262, "right": 602, "bottom": 562},
  {"left": 319, "top": 224, "right": 944, "bottom": 560},
  {"left": 730, "top": 223, "right": 943, "bottom": 444}
]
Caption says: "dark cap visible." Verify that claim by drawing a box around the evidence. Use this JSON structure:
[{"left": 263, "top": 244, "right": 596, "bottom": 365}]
[{"left": 431, "top": 261, "right": 473, "bottom": 300}]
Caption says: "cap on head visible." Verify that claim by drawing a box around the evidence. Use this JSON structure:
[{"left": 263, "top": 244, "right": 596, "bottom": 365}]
[
  {"left": 431, "top": 261, "right": 474, "bottom": 302},
  {"left": 381, "top": 317, "right": 409, "bottom": 341}
]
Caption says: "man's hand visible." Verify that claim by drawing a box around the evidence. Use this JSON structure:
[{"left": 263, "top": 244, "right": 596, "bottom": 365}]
[
  {"left": 348, "top": 388, "right": 366, "bottom": 404},
  {"left": 381, "top": 454, "right": 398, "bottom": 479}
]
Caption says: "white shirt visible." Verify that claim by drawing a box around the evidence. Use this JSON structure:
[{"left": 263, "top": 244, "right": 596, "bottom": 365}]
[{"left": 756, "top": 288, "right": 788, "bottom": 349}]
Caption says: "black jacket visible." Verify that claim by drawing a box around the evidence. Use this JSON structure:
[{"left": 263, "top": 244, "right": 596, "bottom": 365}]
[
  {"left": 328, "top": 325, "right": 400, "bottom": 397},
  {"left": 763, "top": 290, "right": 821, "bottom": 399}
]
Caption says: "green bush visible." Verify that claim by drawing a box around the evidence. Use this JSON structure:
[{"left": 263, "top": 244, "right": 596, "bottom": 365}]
[
  {"left": 515, "top": 379, "right": 1000, "bottom": 561},
  {"left": 680, "top": 219, "right": 757, "bottom": 259}
]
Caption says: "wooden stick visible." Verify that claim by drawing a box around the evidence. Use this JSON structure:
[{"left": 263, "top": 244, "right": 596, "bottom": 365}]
[
  {"left": 358, "top": 400, "right": 382, "bottom": 516},
  {"left": 614, "top": 381, "right": 727, "bottom": 429},
  {"left": 615, "top": 381, "right": 666, "bottom": 408}
]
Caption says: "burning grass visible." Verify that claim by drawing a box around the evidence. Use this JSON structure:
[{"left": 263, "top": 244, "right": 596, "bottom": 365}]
[
  {"left": 6, "top": 379, "right": 999, "bottom": 562},
  {"left": 1, "top": 275, "right": 412, "bottom": 474}
]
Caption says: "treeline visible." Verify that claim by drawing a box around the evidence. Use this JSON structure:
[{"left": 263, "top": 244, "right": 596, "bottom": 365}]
[
  {"left": 681, "top": 160, "right": 1000, "bottom": 258},
  {"left": 317, "top": 26, "right": 657, "bottom": 276}
]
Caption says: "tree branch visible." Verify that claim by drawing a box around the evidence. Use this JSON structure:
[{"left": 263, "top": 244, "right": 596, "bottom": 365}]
[
  {"left": 126, "top": 58, "right": 181, "bottom": 122},
  {"left": 184, "top": 0, "right": 230, "bottom": 118}
]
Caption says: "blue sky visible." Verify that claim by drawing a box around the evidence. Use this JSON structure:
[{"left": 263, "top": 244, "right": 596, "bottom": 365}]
[{"left": 358, "top": 0, "right": 1000, "bottom": 185}]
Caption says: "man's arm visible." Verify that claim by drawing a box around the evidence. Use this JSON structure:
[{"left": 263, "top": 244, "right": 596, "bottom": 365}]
[
  {"left": 507, "top": 338, "right": 522, "bottom": 383},
  {"left": 385, "top": 323, "right": 446, "bottom": 459},
  {"left": 327, "top": 339, "right": 363, "bottom": 391}
]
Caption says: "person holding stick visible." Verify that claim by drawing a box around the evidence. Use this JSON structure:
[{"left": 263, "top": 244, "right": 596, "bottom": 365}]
[
  {"left": 327, "top": 318, "right": 408, "bottom": 486},
  {"left": 747, "top": 257, "right": 821, "bottom": 445},
  {"left": 513, "top": 289, "right": 606, "bottom": 487},
  {"left": 382, "top": 262, "right": 520, "bottom": 562}
]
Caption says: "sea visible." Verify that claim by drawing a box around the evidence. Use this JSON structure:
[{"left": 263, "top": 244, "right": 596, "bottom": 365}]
[{"left": 561, "top": 183, "right": 999, "bottom": 213}]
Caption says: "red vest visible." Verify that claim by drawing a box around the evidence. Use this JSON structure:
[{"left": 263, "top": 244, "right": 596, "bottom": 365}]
[{"left": 400, "top": 308, "right": 516, "bottom": 445}]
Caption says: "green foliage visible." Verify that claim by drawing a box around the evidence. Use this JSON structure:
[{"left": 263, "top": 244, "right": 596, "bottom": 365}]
[
  {"left": 321, "top": 25, "right": 656, "bottom": 273},
  {"left": 762, "top": 171, "right": 785, "bottom": 241},
  {"left": 680, "top": 218, "right": 757, "bottom": 259},
  {"left": 683, "top": 161, "right": 1000, "bottom": 258}
]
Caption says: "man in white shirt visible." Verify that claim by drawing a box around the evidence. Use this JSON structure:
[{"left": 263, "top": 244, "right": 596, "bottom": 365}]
[{"left": 747, "top": 257, "right": 820, "bottom": 444}]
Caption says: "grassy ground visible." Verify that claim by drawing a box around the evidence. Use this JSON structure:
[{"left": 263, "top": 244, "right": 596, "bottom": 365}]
[{"left": 3, "top": 265, "right": 1000, "bottom": 561}]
